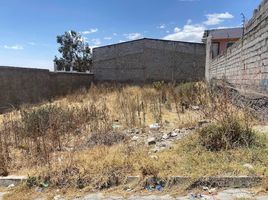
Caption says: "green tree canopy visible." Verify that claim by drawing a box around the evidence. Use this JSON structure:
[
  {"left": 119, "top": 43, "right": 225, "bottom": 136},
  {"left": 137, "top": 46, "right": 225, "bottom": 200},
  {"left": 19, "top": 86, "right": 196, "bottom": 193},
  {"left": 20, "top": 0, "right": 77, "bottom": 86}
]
[{"left": 54, "top": 30, "right": 92, "bottom": 72}]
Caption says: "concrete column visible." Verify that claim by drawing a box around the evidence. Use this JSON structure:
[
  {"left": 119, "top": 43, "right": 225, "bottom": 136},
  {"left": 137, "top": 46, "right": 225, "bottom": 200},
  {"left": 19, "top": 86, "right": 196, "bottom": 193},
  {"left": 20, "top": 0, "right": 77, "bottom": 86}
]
[{"left": 205, "top": 35, "right": 212, "bottom": 82}]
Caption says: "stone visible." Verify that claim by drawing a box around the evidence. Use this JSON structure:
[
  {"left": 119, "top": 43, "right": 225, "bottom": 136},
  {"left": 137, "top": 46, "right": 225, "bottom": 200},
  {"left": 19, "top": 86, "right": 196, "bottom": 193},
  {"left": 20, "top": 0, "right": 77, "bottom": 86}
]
[
  {"left": 147, "top": 137, "right": 156, "bottom": 145},
  {"left": 208, "top": 188, "right": 217, "bottom": 194},
  {"left": 131, "top": 136, "right": 139, "bottom": 141},
  {"left": 173, "top": 129, "right": 181, "bottom": 133},
  {"left": 53, "top": 195, "right": 64, "bottom": 200},
  {"left": 162, "top": 132, "right": 171, "bottom": 140},
  {"left": 171, "top": 132, "right": 178, "bottom": 137},
  {"left": 243, "top": 163, "right": 254, "bottom": 169},
  {"left": 191, "top": 105, "right": 200, "bottom": 110},
  {"left": 7, "top": 184, "right": 15, "bottom": 189}
]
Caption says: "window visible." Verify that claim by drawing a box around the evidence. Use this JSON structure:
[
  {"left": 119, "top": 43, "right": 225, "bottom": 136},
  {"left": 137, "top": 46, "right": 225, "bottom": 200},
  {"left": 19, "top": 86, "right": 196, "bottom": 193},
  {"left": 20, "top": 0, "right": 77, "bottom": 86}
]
[
  {"left": 212, "top": 42, "right": 220, "bottom": 58},
  {"left": 227, "top": 42, "right": 234, "bottom": 48}
]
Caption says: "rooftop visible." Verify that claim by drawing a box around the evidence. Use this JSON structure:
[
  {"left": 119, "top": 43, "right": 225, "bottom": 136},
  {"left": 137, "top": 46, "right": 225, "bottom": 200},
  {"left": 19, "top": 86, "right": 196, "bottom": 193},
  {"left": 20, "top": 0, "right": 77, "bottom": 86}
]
[
  {"left": 203, "top": 27, "right": 243, "bottom": 40},
  {"left": 93, "top": 38, "right": 204, "bottom": 50}
]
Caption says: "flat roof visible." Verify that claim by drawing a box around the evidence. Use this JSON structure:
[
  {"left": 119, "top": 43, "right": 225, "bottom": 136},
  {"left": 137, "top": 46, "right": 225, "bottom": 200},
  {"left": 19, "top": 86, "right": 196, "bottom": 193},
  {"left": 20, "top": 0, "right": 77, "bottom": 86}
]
[
  {"left": 203, "top": 27, "right": 243, "bottom": 40},
  {"left": 93, "top": 38, "right": 205, "bottom": 50}
]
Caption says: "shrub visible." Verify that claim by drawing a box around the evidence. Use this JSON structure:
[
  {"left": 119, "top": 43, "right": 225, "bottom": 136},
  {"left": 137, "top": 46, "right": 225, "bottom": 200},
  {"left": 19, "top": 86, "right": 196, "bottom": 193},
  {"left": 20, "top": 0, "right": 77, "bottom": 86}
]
[{"left": 198, "top": 115, "right": 257, "bottom": 151}]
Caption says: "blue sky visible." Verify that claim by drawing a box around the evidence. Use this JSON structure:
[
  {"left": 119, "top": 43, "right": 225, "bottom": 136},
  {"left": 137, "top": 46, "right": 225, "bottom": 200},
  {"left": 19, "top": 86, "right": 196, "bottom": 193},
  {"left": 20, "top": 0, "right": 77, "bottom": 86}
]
[{"left": 0, "top": 0, "right": 261, "bottom": 70}]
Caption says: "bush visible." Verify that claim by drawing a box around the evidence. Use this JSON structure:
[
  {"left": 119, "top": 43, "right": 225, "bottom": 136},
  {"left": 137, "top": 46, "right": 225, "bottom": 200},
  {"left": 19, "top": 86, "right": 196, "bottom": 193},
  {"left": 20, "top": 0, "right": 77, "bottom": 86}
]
[{"left": 198, "top": 115, "right": 257, "bottom": 151}]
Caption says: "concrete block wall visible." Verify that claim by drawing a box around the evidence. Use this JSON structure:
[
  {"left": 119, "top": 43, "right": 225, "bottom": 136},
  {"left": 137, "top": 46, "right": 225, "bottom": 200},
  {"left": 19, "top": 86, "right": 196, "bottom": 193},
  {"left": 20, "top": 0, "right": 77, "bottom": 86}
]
[
  {"left": 0, "top": 66, "right": 93, "bottom": 113},
  {"left": 93, "top": 38, "right": 206, "bottom": 82},
  {"left": 207, "top": 0, "right": 268, "bottom": 93}
]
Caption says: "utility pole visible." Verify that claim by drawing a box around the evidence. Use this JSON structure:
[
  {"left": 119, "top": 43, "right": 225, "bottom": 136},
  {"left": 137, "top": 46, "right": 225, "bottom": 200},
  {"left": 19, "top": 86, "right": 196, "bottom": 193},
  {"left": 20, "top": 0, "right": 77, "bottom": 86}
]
[{"left": 241, "top": 13, "right": 246, "bottom": 38}]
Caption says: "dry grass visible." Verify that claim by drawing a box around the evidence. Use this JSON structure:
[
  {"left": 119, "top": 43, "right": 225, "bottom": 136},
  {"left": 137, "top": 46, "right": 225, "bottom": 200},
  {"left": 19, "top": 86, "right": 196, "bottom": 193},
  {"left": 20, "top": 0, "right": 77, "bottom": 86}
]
[{"left": 0, "top": 81, "right": 267, "bottom": 199}]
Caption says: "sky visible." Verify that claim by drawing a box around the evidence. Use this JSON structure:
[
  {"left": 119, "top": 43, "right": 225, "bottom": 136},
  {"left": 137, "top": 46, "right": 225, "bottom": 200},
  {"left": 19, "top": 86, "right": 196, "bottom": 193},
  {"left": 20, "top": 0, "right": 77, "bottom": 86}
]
[{"left": 0, "top": 0, "right": 261, "bottom": 71}]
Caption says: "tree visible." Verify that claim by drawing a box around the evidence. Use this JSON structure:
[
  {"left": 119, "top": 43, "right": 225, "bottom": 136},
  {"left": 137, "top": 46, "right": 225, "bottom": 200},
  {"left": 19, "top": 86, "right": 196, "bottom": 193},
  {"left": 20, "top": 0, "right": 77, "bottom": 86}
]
[{"left": 54, "top": 30, "right": 92, "bottom": 72}]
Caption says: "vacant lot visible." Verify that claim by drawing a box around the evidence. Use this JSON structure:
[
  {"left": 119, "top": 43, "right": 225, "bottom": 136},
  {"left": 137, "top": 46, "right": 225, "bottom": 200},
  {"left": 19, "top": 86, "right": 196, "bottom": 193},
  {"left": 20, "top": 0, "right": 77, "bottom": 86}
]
[{"left": 0, "top": 82, "right": 267, "bottom": 199}]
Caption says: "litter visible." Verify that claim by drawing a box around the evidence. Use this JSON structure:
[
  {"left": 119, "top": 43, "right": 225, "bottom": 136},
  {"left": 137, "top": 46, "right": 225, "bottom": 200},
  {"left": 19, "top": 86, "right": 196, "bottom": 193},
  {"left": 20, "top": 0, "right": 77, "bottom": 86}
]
[{"left": 149, "top": 123, "right": 160, "bottom": 130}]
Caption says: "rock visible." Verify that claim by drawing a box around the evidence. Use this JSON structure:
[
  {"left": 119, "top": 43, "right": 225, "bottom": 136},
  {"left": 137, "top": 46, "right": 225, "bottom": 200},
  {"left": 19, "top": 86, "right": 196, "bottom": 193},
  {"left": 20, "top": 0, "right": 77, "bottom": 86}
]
[
  {"left": 173, "top": 129, "right": 181, "bottom": 133},
  {"left": 147, "top": 137, "right": 156, "bottom": 145},
  {"left": 202, "top": 186, "right": 209, "bottom": 191},
  {"left": 7, "top": 184, "right": 15, "bottom": 189},
  {"left": 191, "top": 105, "right": 200, "bottom": 110},
  {"left": 35, "top": 187, "right": 44, "bottom": 193},
  {"left": 162, "top": 132, "right": 171, "bottom": 140},
  {"left": 53, "top": 195, "right": 63, "bottom": 200},
  {"left": 131, "top": 136, "right": 139, "bottom": 141},
  {"left": 180, "top": 128, "right": 187, "bottom": 133},
  {"left": 243, "top": 163, "right": 254, "bottom": 170},
  {"left": 171, "top": 132, "right": 178, "bottom": 137},
  {"left": 208, "top": 188, "right": 217, "bottom": 194}
]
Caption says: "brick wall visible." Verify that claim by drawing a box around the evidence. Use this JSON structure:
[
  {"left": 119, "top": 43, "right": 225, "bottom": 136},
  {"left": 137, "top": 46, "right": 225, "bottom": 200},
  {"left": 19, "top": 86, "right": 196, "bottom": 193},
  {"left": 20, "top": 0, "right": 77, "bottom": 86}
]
[
  {"left": 206, "top": 0, "right": 268, "bottom": 94},
  {"left": 0, "top": 66, "right": 93, "bottom": 113},
  {"left": 93, "top": 38, "right": 206, "bottom": 82}
]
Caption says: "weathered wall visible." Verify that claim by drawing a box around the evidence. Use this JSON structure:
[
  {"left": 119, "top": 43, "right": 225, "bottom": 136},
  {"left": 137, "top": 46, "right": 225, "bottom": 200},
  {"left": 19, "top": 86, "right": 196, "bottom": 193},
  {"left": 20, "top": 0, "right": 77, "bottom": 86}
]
[
  {"left": 0, "top": 66, "right": 93, "bottom": 113},
  {"left": 93, "top": 39, "right": 206, "bottom": 82},
  {"left": 206, "top": 0, "right": 268, "bottom": 93}
]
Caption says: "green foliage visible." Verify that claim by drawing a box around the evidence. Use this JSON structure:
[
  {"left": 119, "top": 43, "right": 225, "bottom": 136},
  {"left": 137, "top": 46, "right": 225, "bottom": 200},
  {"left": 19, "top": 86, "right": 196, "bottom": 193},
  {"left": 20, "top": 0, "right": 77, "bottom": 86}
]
[
  {"left": 198, "top": 114, "right": 257, "bottom": 151},
  {"left": 54, "top": 30, "right": 92, "bottom": 72}
]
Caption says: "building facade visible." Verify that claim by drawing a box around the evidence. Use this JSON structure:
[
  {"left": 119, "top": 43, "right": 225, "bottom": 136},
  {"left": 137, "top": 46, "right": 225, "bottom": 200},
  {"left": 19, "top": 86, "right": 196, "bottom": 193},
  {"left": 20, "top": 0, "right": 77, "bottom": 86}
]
[
  {"left": 203, "top": 28, "right": 243, "bottom": 58},
  {"left": 92, "top": 38, "right": 206, "bottom": 82}
]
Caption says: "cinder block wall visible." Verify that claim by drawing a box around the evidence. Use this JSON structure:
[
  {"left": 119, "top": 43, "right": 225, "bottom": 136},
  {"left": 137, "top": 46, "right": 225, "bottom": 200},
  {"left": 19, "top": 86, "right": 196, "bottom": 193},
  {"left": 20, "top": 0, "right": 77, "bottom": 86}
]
[
  {"left": 93, "top": 39, "right": 206, "bottom": 82},
  {"left": 207, "top": 0, "right": 268, "bottom": 93},
  {"left": 0, "top": 66, "right": 93, "bottom": 113}
]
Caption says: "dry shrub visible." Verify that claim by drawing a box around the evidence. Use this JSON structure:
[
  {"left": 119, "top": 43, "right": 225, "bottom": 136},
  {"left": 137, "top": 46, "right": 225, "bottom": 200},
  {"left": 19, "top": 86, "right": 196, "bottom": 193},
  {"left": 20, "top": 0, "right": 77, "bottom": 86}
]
[
  {"left": 0, "top": 154, "right": 8, "bottom": 176},
  {"left": 0, "top": 100, "right": 112, "bottom": 169},
  {"left": 18, "top": 105, "right": 76, "bottom": 164},
  {"left": 198, "top": 113, "right": 257, "bottom": 151},
  {"left": 78, "top": 102, "right": 111, "bottom": 133},
  {"left": 116, "top": 88, "right": 147, "bottom": 127}
]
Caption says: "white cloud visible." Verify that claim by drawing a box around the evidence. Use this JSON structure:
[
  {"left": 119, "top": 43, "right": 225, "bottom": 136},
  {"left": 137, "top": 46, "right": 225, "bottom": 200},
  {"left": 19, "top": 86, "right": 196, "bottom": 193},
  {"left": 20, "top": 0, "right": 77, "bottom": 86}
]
[
  {"left": 158, "top": 24, "right": 166, "bottom": 29},
  {"left": 104, "top": 36, "right": 112, "bottom": 40},
  {"left": 174, "top": 27, "right": 181, "bottom": 33},
  {"left": 204, "top": 12, "right": 234, "bottom": 26},
  {"left": 163, "top": 24, "right": 205, "bottom": 42},
  {"left": 3, "top": 45, "right": 24, "bottom": 50},
  {"left": 91, "top": 38, "right": 101, "bottom": 46},
  {"left": 82, "top": 28, "right": 98, "bottom": 35},
  {"left": 124, "top": 33, "right": 143, "bottom": 40}
]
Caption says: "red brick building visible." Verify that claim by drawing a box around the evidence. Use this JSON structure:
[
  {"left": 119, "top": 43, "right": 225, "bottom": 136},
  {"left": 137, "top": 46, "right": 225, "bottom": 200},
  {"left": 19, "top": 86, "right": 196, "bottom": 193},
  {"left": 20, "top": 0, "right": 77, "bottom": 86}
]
[{"left": 203, "top": 27, "right": 243, "bottom": 58}]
